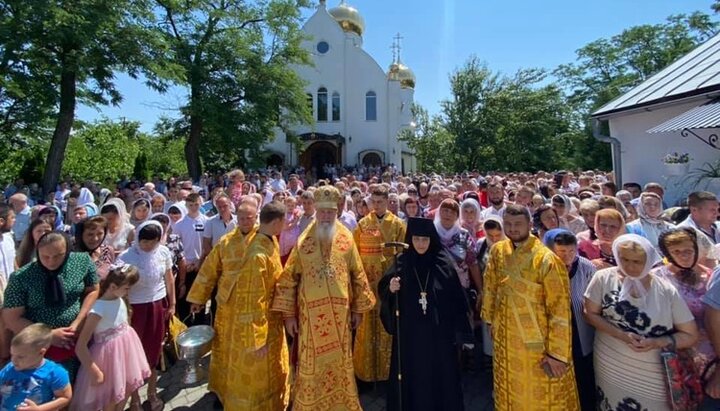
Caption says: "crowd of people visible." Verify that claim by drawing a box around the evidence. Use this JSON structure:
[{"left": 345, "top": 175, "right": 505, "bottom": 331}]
[{"left": 1, "top": 166, "right": 720, "bottom": 411}]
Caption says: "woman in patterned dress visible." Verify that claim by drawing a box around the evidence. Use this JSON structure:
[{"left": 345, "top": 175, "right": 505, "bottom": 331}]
[
  {"left": 3, "top": 232, "right": 99, "bottom": 379},
  {"left": 584, "top": 234, "right": 698, "bottom": 411}
]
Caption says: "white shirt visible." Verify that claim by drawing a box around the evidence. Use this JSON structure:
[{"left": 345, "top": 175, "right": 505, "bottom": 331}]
[
  {"left": 339, "top": 211, "right": 357, "bottom": 232},
  {"left": 203, "top": 214, "right": 237, "bottom": 247},
  {"left": 90, "top": 298, "right": 128, "bottom": 333},
  {"left": 270, "top": 179, "right": 286, "bottom": 193},
  {"left": 481, "top": 205, "right": 505, "bottom": 221},
  {"left": 173, "top": 214, "right": 208, "bottom": 263},
  {"left": 0, "top": 233, "right": 15, "bottom": 279},
  {"left": 119, "top": 245, "right": 173, "bottom": 304}
]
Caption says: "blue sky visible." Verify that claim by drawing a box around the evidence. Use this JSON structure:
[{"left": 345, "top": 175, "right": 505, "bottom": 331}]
[{"left": 77, "top": 0, "right": 716, "bottom": 131}]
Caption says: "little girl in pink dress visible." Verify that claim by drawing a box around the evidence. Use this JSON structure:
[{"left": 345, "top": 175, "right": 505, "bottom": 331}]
[{"left": 71, "top": 265, "right": 151, "bottom": 411}]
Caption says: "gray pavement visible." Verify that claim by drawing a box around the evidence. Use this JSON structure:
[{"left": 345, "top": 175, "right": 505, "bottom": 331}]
[{"left": 137, "top": 355, "right": 494, "bottom": 410}]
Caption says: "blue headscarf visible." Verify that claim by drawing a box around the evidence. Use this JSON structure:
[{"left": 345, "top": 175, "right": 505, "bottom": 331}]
[
  {"left": 543, "top": 228, "right": 576, "bottom": 249},
  {"left": 38, "top": 205, "right": 65, "bottom": 231}
]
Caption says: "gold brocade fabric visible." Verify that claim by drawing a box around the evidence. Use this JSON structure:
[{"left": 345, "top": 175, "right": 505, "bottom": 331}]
[
  {"left": 352, "top": 212, "right": 406, "bottom": 382},
  {"left": 481, "top": 236, "right": 579, "bottom": 411},
  {"left": 271, "top": 221, "right": 375, "bottom": 411},
  {"left": 187, "top": 227, "right": 290, "bottom": 411}
]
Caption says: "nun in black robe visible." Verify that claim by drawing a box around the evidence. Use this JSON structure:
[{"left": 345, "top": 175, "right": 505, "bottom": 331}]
[{"left": 379, "top": 217, "right": 474, "bottom": 411}]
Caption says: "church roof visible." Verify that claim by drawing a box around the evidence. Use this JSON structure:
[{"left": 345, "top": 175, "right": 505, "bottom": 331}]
[{"left": 592, "top": 32, "right": 720, "bottom": 118}]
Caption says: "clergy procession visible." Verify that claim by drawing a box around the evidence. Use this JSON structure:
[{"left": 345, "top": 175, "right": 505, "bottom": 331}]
[
  {"left": 5, "top": 0, "right": 720, "bottom": 409},
  {"left": 3, "top": 169, "right": 720, "bottom": 411}
]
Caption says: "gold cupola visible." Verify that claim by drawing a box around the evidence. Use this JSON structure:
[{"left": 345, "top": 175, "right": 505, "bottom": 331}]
[
  {"left": 328, "top": 1, "right": 365, "bottom": 37},
  {"left": 388, "top": 34, "right": 415, "bottom": 89}
]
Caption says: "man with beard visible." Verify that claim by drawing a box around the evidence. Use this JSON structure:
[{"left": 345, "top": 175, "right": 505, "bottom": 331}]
[
  {"left": 481, "top": 182, "right": 506, "bottom": 220},
  {"left": 0, "top": 204, "right": 16, "bottom": 281},
  {"left": 272, "top": 186, "right": 375, "bottom": 411},
  {"left": 481, "top": 205, "right": 579, "bottom": 411},
  {"left": 353, "top": 185, "right": 406, "bottom": 383}
]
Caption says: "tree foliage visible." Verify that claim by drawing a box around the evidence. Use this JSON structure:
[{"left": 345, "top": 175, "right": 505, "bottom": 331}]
[
  {"left": 0, "top": 0, "right": 164, "bottom": 193},
  {"left": 152, "top": 0, "right": 313, "bottom": 180},
  {"left": 398, "top": 104, "right": 454, "bottom": 173},
  {"left": 439, "top": 58, "right": 577, "bottom": 172}
]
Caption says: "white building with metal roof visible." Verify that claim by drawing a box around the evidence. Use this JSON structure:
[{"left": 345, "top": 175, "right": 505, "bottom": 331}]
[{"left": 592, "top": 32, "right": 720, "bottom": 205}]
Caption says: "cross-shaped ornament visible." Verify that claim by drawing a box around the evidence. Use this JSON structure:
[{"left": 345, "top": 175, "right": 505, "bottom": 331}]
[{"left": 418, "top": 292, "right": 428, "bottom": 315}]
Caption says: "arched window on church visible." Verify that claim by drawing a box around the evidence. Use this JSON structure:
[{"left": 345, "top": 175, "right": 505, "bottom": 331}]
[
  {"left": 332, "top": 92, "right": 340, "bottom": 122},
  {"left": 365, "top": 91, "right": 377, "bottom": 121},
  {"left": 317, "top": 87, "right": 328, "bottom": 122}
]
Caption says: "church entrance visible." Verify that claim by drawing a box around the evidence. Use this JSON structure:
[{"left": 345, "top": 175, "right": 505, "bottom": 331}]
[
  {"left": 300, "top": 141, "right": 337, "bottom": 179},
  {"left": 266, "top": 153, "right": 284, "bottom": 168}
]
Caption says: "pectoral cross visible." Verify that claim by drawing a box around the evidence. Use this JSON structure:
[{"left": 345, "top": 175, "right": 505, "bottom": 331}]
[{"left": 418, "top": 292, "right": 428, "bottom": 315}]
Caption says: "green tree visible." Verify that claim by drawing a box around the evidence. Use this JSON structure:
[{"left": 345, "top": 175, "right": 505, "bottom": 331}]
[
  {"left": 133, "top": 152, "right": 150, "bottom": 181},
  {"left": 0, "top": 0, "right": 163, "bottom": 194},
  {"left": 440, "top": 58, "right": 576, "bottom": 172},
  {"left": 399, "top": 104, "right": 454, "bottom": 173},
  {"left": 152, "top": 0, "right": 313, "bottom": 180},
  {"left": 554, "top": 12, "right": 718, "bottom": 170},
  {"left": 62, "top": 120, "right": 141, "bottom": 183}
]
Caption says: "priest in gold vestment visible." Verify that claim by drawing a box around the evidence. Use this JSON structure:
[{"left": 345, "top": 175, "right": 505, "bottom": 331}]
[
  {"left": 481, "top": 205, "right": 579, "bottom": 411},
  {"left": 353, "top": 185, "right": 406, "bottom": 382},
  {"left": 272, "top": 186, "right": 375, "bottom": 411},
  {"left": 187, "top": 201, "right": 290, "bottom": 411}
]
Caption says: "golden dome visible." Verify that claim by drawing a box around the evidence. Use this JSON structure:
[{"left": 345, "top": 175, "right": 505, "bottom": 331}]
[
  {"left": 328, "top": 1, "right": 365, "bottom": 37},
  {"left": 388, "top": 63, "right": 415, "bottom": 89}
]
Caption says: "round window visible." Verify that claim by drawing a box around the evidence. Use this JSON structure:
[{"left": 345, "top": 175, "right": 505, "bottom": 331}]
[{"left": 317, "top": 41, "right": 330, "bottom": 54}]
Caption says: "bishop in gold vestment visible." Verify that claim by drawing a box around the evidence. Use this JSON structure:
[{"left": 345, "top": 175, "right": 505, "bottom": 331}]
[
  {"left": 186, "top": 224, "right": 290, "bottom": 410},
  {"left": 353, "top": 210, "right": 406, "bottom": 382},
  {"left": 272, "top": 219, "right": 375, "bottom": 411},
  {"left": 481, "top": 235, "right": 579, "bottom": 411}
]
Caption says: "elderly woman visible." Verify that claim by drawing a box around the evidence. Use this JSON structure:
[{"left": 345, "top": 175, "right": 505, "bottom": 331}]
[
  {"left": 543, "top": 229, "right": 597, "bottom": 410},
  {"left": 584, "top": 234, "right": 698, "bottom": 411},
  {"left": 434, "top": 199, "right": 482, "bottom": 295},
  {"left": 654, "top": 228, "right": 714, "bottom": 374},
  {"left": 3, "top": 232, "right": 99, "bottom": 378},
  {"left": 101, "top": 198, "right": 135, "bottom": 255},
  {"left": 626, "top": 192, "right": 674, "bottom": 249},
  {"left": 579, "top": 208, "right": 626, "bottom": 269},
  {"left": 74, "top": 215, "right": 115, "bottom": 280},
  {"left": 532, "top": 205, "right": 559, "bottom": 240},
  {"left": 460, "top": 198, "right": 483, "bottom": 240}
]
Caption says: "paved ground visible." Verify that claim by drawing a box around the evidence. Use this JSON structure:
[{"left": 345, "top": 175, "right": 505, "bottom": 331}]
[{"left": 137, "top": 353, "right": 494, "bottom": 410}]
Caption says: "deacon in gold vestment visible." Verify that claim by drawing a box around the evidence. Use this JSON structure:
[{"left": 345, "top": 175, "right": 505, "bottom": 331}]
[
  {"left": 481, "top": 205, "right": 579, "bottom": 411},
  {"left": 353, "top": 185, "right": 406, "bottom": 382},
  {"left": 272, "top": 186, "right": 375, "bottom": 411},
  {"left": 187, "top": 202, "right": 290, "bottom": 411}
]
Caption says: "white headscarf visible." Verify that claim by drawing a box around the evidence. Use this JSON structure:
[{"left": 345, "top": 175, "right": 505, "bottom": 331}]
[
  {"left": 482, "top": 215, "right": 506, "bottom": 247},
  {"left": 434, "top": 200, "right": 461, "bottom": 245},
  {"left": 613, "top": 234, "right": 661, "bottom": 307},
  {"left": 77, "top": 187, "right": 95, "bottom": 207},
  {"left": 460, "top": 198, "right": 482, "bottom": 228},
  {"left": 167, "top": 203, "right": 187, "bottom": 232},
  {"left": 636, "top": 192, "right": 664, "bottom": 224},
  {"left": 102, "top": 198, "right": 130, "bottom": 228}
]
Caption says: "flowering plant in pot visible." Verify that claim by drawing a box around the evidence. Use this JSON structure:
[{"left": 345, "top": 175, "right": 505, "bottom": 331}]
[{"left": 662, "top": 152, "right": 690, "bottom": 164}]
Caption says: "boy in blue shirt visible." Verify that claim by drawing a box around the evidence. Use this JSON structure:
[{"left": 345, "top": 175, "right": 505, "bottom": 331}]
[{"left": 0, "top": 323, "right": 71, "bottom": 411}]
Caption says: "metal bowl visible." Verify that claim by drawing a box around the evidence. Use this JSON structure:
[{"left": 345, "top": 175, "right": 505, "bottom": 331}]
[{"left": 176, "top": 325, "right": 215, "bottom": 361}]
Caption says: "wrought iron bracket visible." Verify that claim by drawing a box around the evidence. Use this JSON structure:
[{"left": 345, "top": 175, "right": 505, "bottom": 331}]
[{"left": 681, "top": 128, "right": 720, "bottom": 150}]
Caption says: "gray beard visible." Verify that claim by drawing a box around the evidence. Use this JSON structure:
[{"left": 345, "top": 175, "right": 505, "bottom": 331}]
[{"left": 316, "top": 222, "right": 336, "bottom": 244}]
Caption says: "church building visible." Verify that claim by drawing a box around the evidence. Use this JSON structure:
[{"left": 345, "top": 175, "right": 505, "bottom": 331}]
[{"left": 265, "top": 0, "right": 417, "bottom": 174}]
